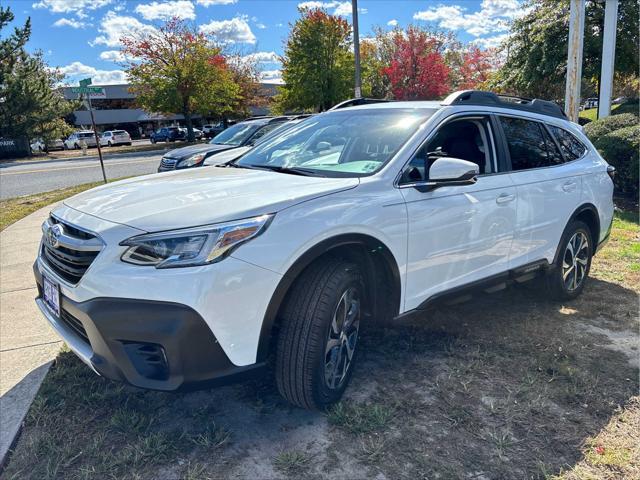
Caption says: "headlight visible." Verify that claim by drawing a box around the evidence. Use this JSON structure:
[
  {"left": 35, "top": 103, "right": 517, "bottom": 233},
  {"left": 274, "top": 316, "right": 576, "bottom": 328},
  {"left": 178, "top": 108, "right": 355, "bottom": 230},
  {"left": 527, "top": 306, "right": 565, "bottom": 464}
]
[
  {"left": 120, "top": 214, "right": 274, "bottom": 268},
  {"left": 178, "top": 153, "right": 206, "bottom": 168}
]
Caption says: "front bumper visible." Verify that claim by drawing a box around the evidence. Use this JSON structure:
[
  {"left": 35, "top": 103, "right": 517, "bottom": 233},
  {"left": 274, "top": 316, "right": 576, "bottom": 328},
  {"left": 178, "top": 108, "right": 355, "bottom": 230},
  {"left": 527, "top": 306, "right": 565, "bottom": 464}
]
[{"left": 34, "top": 265, "right": 264, "bottom": 390}]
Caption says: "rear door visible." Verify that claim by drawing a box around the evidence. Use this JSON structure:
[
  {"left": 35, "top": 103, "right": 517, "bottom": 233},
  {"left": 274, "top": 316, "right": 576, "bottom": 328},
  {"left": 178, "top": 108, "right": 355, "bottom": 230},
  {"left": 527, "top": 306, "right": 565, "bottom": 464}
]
[
  {"left": 497, "top": 115, "right": 581, "bottom": 267},
  {"left": 400, "top": 114, "right": 518, "bottom": 310}
]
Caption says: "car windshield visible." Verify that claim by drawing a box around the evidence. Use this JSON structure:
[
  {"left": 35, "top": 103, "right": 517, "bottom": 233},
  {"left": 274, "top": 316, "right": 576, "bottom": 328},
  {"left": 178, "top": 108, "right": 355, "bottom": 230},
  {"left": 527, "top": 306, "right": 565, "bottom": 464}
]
[
  {"left": 236, "top": 109, "right": 434, "bottom": 177},
  {"left": 210, "top": 123, "right": 259, "bottom": 146},
  {"left": 78, "top": 133, "right": 94, "bottom": 138}
]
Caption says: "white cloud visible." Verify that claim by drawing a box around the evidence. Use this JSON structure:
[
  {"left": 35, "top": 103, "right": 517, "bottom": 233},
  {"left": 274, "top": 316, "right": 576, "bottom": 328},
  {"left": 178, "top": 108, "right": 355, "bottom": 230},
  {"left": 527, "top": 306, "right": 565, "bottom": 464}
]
[
  {"left": 197, "top": 0, "right": 237, "bottom": 5},
  {"left": 387, "top": 19, "right": 398, "bottom": 27},
  {"left": 99, "top": 49, "right": 133, "bottom": 62},
  {"left": 32, "top": 0, "right": 112, "bottom": 15},
  {"left": 199, "top": 16, "right": 256, "bottom": 44},
  {"left": 413, "top": 0, "right": 526, "bottom": 37},
  {"left": 242, "top": 51, "right": 279, "bottom": 64},
  {"left": 297, "top": 1, "right": 365, "bottom": 16},
  {"left": 53, "top": 17, "right": 90, "bottom": 28},
  {"left": 260, "top": 70, "right": 283, "bottom": 84},
  {"left": 134, "top": 1, "right": 195, "bottom": 21},
  {"left": 256, "top": 22, "right": 266, "bottom": 29},
  {"left": 58, "top": 61, "right": 128, "bottom": 85},
  {"left": 91, "top": 12, "right": 157, "bottom": 47},
  {"left": 472, "top": 33, "right": 510, "bottom": 49}
]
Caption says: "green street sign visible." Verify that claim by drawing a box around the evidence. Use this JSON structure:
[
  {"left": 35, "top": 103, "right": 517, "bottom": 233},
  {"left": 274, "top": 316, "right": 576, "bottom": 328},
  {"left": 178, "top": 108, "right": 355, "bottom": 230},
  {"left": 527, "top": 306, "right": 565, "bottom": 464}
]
[
  {"left": 70, "top": 86, "right": 104, "bottom": 94},
  {"left": 79, "top": 78, "right": 92, "bottom": 87}
]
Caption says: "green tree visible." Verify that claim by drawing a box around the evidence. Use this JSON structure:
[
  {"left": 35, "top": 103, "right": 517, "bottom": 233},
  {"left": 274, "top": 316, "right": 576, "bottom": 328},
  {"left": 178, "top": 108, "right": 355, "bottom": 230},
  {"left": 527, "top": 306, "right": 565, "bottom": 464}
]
[
  {"left": 120, "top": 17, "right": 241, "bottom": 141},
  {"left": 488, "top": 0, "right": 639, "bottom": 100},
  {"left": 0, "top": 6, "right": 75, "bottom": 144},
  {"left": 276, "top": 8, "right": 354, "bottom": 112}
]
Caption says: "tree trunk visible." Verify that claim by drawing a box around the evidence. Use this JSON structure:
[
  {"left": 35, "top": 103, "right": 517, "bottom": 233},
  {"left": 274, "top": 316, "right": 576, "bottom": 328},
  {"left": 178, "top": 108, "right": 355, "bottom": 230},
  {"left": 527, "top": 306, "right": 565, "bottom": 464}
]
[{"left": 183, "top": 100, "right": 195, "bottom": 142}]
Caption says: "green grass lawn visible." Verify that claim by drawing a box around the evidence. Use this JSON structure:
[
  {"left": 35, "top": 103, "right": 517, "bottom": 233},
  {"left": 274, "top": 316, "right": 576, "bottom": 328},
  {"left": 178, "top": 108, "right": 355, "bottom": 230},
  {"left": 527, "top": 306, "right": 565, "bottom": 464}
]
[{"left": 580, "top": 101, "right": 639, "bottom": 122}]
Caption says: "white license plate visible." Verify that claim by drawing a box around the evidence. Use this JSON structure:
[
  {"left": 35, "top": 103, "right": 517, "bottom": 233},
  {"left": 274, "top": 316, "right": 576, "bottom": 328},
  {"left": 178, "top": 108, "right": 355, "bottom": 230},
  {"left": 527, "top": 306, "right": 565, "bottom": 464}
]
[{"left": 43, "top": 274, "right": 60, "bottom": 318}]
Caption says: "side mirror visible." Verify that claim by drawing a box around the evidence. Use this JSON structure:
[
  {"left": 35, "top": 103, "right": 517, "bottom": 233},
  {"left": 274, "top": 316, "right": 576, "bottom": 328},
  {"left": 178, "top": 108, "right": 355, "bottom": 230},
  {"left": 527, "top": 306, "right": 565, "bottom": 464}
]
[
  {"left": 315, "top": 141, "right": 331, "bottom": 152},
  {"left": 412, "top": 157, "right": 479, "bottom": 191},
  {"left": 429, "top": 157, "right": 479, "bottom": 182}
]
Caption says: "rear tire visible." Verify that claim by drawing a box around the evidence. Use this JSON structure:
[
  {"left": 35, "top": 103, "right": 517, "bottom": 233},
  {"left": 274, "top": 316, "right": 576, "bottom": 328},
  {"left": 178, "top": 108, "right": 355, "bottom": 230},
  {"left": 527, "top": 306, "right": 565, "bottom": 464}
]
[
  {"left": 546, "top": 220, "right": 593, "bottom": 300},
  {"left": 275, "top": 258, "right": 365, "bottom": 410}
]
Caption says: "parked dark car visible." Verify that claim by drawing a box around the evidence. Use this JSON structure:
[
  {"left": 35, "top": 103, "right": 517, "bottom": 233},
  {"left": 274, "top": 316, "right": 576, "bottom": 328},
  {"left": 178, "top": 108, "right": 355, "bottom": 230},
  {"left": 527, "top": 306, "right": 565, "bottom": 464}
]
[
  {"left": 157, "top": 117, "right": 291, "bottom": 172},
  {"left": 150, "top": 126, "right": 186, "bottom": 144}
]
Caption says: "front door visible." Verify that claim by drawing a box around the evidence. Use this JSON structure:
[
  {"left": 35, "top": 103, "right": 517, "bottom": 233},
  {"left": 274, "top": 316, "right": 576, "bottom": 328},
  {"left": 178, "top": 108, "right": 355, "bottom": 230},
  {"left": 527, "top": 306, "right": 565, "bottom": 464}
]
[{"left": 399, "top": 115, "right": 517, "bottom": 311}]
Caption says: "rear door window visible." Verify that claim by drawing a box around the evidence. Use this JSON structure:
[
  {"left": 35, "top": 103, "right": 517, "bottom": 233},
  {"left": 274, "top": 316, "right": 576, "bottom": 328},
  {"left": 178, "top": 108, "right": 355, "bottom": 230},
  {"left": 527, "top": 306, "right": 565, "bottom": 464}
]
[
  {"left": 548, "top": 125, "right": 587, "bottom": 161},
  {"left": 500, "top": 117, "right": 561, "bottom": 171}
]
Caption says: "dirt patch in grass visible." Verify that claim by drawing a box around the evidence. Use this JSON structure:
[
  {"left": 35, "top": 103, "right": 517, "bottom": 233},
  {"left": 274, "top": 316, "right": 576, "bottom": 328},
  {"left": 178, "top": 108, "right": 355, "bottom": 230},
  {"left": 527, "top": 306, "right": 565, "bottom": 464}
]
[{"left": 3, "top": 213, "right": 638, "bottom": 479}]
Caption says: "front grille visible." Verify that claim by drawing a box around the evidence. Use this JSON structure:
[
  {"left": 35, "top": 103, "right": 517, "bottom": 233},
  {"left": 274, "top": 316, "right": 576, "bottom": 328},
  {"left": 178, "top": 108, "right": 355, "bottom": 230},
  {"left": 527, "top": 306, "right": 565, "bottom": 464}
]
[
  {"left": 60, "top": 308, "right": 90, "bottom": 345},
  {"left": 160, "top": 157, "right": 178, "bottom": 170},
  {"left": 41, "top": 216, "right": 102, "bottom": 284}
]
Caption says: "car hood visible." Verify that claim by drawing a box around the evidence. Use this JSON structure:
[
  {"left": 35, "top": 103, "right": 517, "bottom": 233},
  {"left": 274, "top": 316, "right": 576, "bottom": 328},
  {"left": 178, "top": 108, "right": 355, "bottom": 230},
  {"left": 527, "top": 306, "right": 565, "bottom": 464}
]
[
  {"left": 164, "top": 143, "right": 235, "bottom": 159},
  {"left": 64, "top": 167, "right": 359, "bottom": 232},
  {"left": 203, "top": 146, "right": 252, "bottom": 166}
]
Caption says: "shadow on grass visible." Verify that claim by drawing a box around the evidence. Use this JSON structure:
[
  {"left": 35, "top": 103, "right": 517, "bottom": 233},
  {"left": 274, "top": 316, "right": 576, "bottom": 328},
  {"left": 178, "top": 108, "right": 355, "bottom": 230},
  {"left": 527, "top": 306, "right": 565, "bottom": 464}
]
[{"left": 3, "top": 277, "right": 638, "bottom": 480}]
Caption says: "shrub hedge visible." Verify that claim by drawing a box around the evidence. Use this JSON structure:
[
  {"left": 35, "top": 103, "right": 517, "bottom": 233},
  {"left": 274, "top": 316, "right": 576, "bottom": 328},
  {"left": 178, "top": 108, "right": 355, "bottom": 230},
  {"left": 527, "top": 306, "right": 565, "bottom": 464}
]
[
  {"left": 591, "top": 125, "right": 639, "bottom": 198},
  {"left": 583, "top": 112, "right": 638, "bottom": 139}
]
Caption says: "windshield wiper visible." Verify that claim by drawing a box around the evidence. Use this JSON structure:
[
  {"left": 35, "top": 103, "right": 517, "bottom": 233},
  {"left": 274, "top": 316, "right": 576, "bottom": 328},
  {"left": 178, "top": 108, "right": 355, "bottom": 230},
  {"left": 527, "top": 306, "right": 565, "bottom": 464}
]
[{"left": 243, "top": 164, "right": 321, "bottom": 176}]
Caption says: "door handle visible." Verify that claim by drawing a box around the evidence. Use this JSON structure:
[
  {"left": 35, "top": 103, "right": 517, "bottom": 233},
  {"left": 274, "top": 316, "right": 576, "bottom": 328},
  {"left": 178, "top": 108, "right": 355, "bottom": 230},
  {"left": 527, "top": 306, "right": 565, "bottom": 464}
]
[
  {"left": 496, "top": 193, "right": 515, "bottom": 205},
  {"left": 562, "top": 181, "right": 577, "bottom": 192}
]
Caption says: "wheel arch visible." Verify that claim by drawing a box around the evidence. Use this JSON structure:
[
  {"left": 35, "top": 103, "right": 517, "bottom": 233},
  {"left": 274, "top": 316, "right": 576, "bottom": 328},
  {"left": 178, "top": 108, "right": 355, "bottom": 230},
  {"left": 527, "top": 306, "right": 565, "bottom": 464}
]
[
  {"left": 553, "top": 203, "right": 600, "bottom": 264},
  {"left": 256, "top": 233, "right": 402, "bottom": 362}
]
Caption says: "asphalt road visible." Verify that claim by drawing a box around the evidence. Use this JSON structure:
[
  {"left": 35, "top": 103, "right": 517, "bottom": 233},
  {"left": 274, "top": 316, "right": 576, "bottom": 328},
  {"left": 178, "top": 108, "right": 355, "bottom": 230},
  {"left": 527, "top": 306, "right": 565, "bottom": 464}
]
[{"left": 0, "top": 150, "right": 163, "bottom": 199}]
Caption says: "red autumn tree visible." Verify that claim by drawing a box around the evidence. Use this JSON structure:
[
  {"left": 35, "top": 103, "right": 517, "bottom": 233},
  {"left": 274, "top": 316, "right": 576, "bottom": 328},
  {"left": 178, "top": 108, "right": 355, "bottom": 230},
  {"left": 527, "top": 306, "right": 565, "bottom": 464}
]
[
  {"left": 120, "top": 17, "right": 242, "bottom": 141},
  {"left": 381, "top": 27, "right": 450, "bottom": 100},
  {"left": 456, "top": 46, "right": 496, "bottom": 90}
]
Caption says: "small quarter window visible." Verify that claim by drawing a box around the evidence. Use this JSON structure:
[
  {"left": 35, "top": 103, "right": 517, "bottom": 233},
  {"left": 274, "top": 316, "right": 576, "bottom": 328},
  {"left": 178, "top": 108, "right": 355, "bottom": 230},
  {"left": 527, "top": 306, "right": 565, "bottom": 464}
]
[{"left": 548, "top": 125, "right": 587, "bottom": 161}]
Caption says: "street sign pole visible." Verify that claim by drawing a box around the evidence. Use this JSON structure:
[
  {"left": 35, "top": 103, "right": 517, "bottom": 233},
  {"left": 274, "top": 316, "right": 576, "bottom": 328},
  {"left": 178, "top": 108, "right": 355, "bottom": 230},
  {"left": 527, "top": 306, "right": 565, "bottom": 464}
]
[
  {"left": 85, "top": 93, "right": 107, "bottom": 184},
  {"left": 352, "top": 0, "right": 362, "bottom": 99}
]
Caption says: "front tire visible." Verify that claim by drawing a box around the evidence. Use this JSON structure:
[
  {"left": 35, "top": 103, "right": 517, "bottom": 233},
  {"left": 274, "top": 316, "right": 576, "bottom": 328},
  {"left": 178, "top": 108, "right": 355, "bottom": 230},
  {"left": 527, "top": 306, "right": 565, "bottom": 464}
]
[
  {"left": 275, "top": 258, "right": 365, "bottom": 410},
  {"left": 546, "top": 220, "right": 593, "bottom": 300}
]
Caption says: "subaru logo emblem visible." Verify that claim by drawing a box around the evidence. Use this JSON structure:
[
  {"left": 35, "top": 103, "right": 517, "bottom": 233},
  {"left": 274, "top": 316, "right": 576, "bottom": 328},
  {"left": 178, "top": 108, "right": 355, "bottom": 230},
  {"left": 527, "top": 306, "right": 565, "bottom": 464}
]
[{"left": 46, "top": 223, "right": 64, "bottom": 249}]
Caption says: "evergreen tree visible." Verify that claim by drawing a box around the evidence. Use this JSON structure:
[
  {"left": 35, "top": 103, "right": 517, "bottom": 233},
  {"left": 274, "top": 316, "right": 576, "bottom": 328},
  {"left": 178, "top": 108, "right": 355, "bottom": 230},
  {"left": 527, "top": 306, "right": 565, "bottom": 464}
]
[{"left": 0, "top": 6, "right": 75, "bottom": 142}]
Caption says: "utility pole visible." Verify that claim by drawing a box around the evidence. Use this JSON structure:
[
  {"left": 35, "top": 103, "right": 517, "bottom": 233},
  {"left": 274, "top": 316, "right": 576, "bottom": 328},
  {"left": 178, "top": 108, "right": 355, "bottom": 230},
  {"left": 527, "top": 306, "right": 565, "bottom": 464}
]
[
  {"left": 597, "top": 0, "right": 619, "bottom": 119},
  {"left": 564, "top": 0, "right": 586, "bottom": 123},
  {"left": 352, "top": 0, "right": 362, "bottom": 99}
]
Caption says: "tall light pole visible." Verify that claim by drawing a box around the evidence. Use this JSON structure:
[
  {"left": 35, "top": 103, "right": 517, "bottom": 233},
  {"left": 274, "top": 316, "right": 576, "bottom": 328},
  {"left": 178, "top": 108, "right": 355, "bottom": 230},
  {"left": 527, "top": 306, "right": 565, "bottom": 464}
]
[
  {"left": 352, "top": 0, "right": 362, "bottom": 99},
  {"left": 598, "top": 0, "right": 619, "bottom": 119},
  {"left": 564, "top": 0, "right": 586, "bottom": 122}
]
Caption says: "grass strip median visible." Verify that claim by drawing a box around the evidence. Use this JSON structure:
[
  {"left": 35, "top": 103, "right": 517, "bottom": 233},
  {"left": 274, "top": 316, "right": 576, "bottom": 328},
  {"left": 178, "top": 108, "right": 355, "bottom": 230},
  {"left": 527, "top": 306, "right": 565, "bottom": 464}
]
[{"left": 1, "top": 180, "right": 115, "bottom": 232}]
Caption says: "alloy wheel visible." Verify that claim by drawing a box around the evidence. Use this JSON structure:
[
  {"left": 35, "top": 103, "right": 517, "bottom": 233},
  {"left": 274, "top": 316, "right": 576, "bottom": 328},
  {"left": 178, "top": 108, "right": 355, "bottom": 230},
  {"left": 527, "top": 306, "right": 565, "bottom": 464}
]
[
  {"left": 324, "top": 287, "right": 360, "bottom": 390},
  {"left": 562, "top": 231, "right": 589, "bottom": 291}
]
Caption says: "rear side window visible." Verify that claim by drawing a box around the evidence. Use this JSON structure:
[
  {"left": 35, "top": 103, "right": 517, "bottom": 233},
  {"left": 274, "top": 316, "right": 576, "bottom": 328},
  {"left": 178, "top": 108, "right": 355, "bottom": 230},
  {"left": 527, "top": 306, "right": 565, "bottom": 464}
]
[
  {"left": 500, "top": 117, "right": 562, "bottom": 171},
  {"left": 548, "top": 125, "right": 587, "bottom": 161}
]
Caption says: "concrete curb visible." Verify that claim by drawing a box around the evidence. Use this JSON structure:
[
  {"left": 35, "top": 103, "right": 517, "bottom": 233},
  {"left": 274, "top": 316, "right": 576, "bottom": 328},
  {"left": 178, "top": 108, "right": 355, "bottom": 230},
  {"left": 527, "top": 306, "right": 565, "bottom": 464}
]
[{"left": 0, "top": 204, "right": 62, "bottom": 468}]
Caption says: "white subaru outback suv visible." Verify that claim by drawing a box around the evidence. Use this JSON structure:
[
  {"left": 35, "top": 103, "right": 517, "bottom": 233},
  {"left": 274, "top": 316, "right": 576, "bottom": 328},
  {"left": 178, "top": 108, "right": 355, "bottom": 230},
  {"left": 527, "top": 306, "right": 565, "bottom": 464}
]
[{"left": 35, "top": 91, "right": 615, "bottom": 410}]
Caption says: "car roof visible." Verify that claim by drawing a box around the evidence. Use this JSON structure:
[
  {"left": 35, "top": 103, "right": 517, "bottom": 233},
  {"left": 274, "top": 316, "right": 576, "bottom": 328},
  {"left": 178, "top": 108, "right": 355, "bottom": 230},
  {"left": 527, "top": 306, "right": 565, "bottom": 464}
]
[{"left": 338, "top": 101, "right": 441, "bottom": 111}]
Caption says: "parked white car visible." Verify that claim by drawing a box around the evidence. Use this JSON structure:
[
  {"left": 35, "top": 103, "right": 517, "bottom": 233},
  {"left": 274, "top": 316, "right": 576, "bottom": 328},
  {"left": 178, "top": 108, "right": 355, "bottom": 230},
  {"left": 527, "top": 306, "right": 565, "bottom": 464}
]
[
  {"left": 64, "top": 131, "right": 97, "bottom": 149},
  {"left": 34, "top": 91, "right": 614, "bottom": 410},
  {"left": 100, "top": 130, "right": 132, "bottom": 147},
  {"left": 30, "top": 138, "right": 65, "bottom": 152}
]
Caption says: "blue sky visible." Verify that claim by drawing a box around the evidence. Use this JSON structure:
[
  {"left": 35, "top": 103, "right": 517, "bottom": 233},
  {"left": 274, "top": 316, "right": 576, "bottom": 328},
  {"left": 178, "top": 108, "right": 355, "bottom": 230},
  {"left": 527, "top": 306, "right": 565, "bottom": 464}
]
[{"left": 5, "top": 0, "right": 524, "bottom": 85}]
